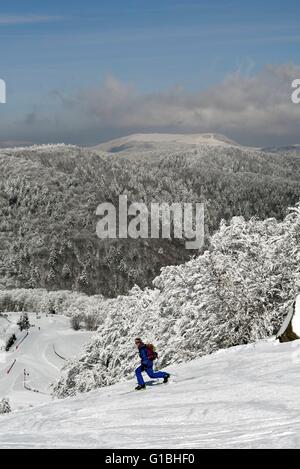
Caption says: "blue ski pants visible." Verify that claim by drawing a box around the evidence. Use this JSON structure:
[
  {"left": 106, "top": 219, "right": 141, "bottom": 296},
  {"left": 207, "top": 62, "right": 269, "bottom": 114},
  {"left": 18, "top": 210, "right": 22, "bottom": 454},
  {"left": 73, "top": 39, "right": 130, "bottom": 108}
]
[{"left": 135, "top": 363, "right": 168, "bottom": 386}]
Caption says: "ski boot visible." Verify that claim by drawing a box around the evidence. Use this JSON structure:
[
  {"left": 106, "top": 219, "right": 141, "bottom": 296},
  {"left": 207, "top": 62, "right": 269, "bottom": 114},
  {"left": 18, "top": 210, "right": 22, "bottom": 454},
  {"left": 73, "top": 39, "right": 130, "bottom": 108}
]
[
  {"left": 135, "top": 384, "right": 146, "bottom": 391},
  {"left": 163, "top": 373, "right": 170, "bottom": 384}
]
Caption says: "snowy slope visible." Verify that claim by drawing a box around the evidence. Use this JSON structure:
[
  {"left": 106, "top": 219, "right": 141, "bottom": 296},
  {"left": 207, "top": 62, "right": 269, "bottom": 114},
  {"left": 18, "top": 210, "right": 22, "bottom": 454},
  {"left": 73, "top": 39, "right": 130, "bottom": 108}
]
[
  {"left": 1, "top": 338, "right": 300, "bottom": 448},
  {"left": 0, "top": 313, "right": 93, "bottom": 410}
]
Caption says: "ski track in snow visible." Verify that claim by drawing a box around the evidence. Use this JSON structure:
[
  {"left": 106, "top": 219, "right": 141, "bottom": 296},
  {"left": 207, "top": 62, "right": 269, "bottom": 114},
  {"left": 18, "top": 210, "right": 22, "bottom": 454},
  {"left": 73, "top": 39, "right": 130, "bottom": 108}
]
[
  {"left": 1, "top": 335, "right": 300, "bottom": 448},
  {"left": 0, "top": 313, "right": 93, "bottom": 410}
]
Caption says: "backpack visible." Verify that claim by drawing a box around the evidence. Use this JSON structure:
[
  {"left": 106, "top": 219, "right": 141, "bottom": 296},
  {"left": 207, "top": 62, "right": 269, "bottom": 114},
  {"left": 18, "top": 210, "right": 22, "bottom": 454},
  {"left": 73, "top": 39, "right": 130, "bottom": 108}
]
[{"left": 145, "top": 343, "right": 158, "bottom": 361}]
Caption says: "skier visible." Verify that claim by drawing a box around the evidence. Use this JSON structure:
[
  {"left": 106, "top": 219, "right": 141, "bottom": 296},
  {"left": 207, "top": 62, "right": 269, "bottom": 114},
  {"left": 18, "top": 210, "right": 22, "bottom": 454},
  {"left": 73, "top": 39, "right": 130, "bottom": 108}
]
[{"left": 134, "top": 338, "right": 170, "bottom": 390}]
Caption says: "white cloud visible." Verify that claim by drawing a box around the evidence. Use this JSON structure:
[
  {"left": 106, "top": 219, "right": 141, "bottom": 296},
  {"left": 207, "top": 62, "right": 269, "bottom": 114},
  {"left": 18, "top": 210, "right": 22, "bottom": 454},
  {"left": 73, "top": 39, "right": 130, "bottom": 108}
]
[
  {"left": 4, "top": 64, "right": 300, "bottom": 146},
  {"left": 55, "top": 65, "right": 300, "bottom": 144}
]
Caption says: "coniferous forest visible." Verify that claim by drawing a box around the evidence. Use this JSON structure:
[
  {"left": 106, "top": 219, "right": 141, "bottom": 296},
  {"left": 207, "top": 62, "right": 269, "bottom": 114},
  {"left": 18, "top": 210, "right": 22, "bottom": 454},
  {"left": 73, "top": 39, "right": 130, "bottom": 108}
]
[{"left": 1, "top": 141, "right": 300, "bottom": 297}]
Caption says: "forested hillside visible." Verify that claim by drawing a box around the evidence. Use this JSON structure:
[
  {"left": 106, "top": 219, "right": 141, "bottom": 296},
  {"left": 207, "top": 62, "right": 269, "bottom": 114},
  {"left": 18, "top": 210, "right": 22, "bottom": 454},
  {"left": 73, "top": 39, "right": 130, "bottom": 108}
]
[
  {"left": 52, "top": 204, "right": 300, "bottom": 398},
  {"left": 0, "top": 137, "right": 300, "bottom": 296}
]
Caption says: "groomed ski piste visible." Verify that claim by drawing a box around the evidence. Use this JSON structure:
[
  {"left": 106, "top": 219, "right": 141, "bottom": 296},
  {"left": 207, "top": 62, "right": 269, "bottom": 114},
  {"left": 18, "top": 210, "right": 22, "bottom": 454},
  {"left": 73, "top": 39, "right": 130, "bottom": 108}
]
[
  {"left": 0, "top": 313, "right": 93, "bottom": 410},
  {"left": 1, "top": 334, "right": 300, "bottom": 448}
]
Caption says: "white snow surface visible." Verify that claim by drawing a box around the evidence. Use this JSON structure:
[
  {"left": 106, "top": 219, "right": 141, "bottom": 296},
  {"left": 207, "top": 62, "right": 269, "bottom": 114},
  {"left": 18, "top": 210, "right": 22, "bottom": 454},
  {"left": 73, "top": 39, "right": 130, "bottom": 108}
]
[
  {"left": 1, "top": 338, "right": 300, "bottom": 448},
  {"left": 0, "top": 313, "right": 93, "bottom": 410}
]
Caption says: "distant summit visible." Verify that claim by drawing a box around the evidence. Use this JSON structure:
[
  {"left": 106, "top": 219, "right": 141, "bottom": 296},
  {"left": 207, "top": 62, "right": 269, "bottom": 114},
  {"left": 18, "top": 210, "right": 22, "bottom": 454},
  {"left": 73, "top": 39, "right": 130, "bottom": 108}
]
[{"left": 91, "top": 132, "right": 240, "bottom": 153}]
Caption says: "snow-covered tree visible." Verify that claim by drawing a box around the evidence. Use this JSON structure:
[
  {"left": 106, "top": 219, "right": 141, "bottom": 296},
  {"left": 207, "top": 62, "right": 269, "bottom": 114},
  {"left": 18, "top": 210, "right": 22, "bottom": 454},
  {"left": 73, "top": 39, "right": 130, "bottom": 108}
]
[
  {"left": 62, "top": 263, "right": 72, "bottom": 280},
  {"left": 52, "top": 204, "right": 300, "bottom": 398},
  {"left": 47, "top": 268, "right": 56, "bottom": 284},
  {"left": 17, "top": 312, "right": 30, "bottom": 331},
  {"left": 0, "top": 398, "right": 11, "bottom": 414},
  {"left": 5, "top": 334, "right": 16, "bottom": 352},
  {"left": 70, "top": 310, "right": 83, "bottom": 331}
]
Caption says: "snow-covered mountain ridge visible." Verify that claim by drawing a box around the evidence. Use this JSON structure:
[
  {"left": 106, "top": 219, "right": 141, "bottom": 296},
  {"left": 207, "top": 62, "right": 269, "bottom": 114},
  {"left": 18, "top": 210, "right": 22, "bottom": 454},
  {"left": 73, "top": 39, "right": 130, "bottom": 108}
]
[{"left": 91, "top": 132, "right": 241, "bottom": 153}]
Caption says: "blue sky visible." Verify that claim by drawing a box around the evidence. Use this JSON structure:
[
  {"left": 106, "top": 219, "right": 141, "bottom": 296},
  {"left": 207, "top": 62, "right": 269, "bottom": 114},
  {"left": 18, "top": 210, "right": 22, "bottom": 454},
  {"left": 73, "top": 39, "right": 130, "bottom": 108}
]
[{"left": 0, "top": 0, "right": 300, "bottom": 145}]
